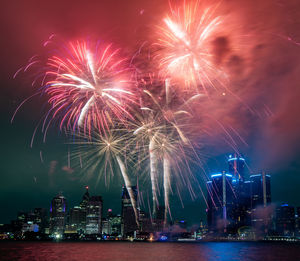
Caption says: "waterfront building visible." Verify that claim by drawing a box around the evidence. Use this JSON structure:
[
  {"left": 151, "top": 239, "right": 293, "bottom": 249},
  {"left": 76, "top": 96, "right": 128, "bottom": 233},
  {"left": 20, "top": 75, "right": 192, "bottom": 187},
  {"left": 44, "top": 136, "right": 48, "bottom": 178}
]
[
  {"left": 33, "top": 208, "right": 47, "bottom": 233},
  {"left": 228, "top": 154, "right": 251, "bottom": 230},
  {"left": 275, "top": 204, "right": 295, "bottom": 236},
  {"left": 250, "top": 173, "right": 272, "bottom": 233},
  {"left": 108, "top": 214, "right": 122, "bottom": 236},
  {"left": 250, "top": 173, "right": 271, "bottom": 208},
  {"left": 49, "top": 193, "right": 67, "bottom": 235},
  {"left": 206, "top": 172, "right": 235, "bottom": 233},
  {"left": 86, "top": 196, "right": 103, "bottom": 235},
  {"left": 121, "top": 185, "right": 138, "bottom": 237},
  {"left": 67, "top": 206, "right": 86, "bottom": 233}
]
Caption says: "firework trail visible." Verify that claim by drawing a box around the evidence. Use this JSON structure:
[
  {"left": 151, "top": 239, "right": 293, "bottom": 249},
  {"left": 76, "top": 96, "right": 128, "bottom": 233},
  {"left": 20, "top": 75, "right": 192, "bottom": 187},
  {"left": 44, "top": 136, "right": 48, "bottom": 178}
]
[
  {"left": 163, "top": 152, "right": 171, "bottom": 226},
  {"left": 133, "top": 119, "right": 160, "bottom": 217},
  {"left": 132, "top": 76, "right": 201, "bottom": 223},
  {"left": 149, "top": 134, "right": 158, "bottom": 216},
  {"left": 116, "top": 155, "right": 139, "bottom": 226},
  {"left": 155, "top": 0, "right": 226, "bottom": 92}
]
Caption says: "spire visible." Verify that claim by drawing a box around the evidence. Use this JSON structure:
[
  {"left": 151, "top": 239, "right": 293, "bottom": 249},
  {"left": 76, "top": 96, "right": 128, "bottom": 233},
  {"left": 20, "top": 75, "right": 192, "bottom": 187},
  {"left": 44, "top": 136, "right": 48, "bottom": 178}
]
[{"left": 83, "top": 186, "right": 90, "bottom": 200}]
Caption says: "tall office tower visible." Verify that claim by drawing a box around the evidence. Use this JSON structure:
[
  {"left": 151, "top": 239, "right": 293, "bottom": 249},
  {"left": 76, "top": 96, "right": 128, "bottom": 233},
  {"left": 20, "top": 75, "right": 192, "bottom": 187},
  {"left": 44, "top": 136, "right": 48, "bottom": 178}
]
[
  {"left": 249, "top": 173, "right": 272, "bottom": 234},
  {"left": 86, "top": 196, "right": 103, "bottom": 234},
  {"left": 228, "top": 154, "right": 245, "bottom": 181},
  {"left": 80, "top": 186, "right": 90, "bottom": 210},
  {"left": 68, "top": 206, "right": 86, "bottom": 233},
  {"left": 275, "top": 204, "right": 296, "bottom": 236},
  {"left": 49, "top": 194, "right": 67, "bottom": 235},
  {"left": 33, "top": 208, "right": 47, "bottom": 233},
  {"left": 108, "top": 214, "right": 122, "bottom": 236},
  {"left": 206, "top": 172, "right": 234, "bottom": 233},
  {"left": 77, "top": 186, "right": 90, "bottom": 233},
  {"left": 106, "top": 209, "right": 122, "bottom": 236},
  {"left": 228, "top": 154, "right": 252, "bottom": 231},
  {"left": 250, "top": 173, "right": 271, "bottom": 208},
  {"left": 121, "top": 185, "right": 138, "bottom": 237},
  {"left": 240, "top": 180, "right": 252, "bottom": 226}
]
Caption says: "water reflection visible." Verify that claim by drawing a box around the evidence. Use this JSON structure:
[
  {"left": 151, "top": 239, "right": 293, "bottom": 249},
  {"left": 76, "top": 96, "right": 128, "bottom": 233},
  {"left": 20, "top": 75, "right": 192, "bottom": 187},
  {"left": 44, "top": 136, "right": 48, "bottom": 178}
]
[{"left": 0, "top": 242, "right": 299, "bottom": 261}]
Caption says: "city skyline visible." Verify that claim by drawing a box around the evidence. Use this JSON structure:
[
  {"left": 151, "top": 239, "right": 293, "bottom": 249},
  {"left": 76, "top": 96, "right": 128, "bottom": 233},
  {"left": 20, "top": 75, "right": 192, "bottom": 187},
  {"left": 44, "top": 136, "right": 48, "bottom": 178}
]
[
  {"left": 2, "top": 153, "right": 300, "bottom": 229},
  {"left": 1, "top": 150, "right": 300, "bottom": 226},
  {"left": 2, "top": 158, "right": 300, "bottom": 241}
]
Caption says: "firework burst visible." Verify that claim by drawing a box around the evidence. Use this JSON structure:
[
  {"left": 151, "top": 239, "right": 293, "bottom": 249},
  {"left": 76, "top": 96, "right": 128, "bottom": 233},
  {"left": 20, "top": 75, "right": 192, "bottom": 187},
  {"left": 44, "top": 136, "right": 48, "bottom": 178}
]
[
  {"left": 13, "top": 39, "right": 137, "bottom": 139},
  {"left": 71, "top": 128, "right": 139, "bottom": 226},
  {"left": 155, "top": 0, "right": 227, "bottom": 93}
]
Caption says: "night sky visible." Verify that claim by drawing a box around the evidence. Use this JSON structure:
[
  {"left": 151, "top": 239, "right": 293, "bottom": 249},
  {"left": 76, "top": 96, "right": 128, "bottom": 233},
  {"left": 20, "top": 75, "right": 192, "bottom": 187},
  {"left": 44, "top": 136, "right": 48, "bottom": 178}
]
[{"left": 1, "top": 0, "right": 300, "bottom": 226}]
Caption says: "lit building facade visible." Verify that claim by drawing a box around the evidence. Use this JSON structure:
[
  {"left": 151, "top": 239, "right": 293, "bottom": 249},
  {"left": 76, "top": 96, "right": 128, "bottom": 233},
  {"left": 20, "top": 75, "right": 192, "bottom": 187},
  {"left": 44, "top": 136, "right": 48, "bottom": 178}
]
[
  {"left": 250, "top": 173, "right": 271, "bottom": 208},
  {"left": 206, "top": 172, "right": 235, "bottom": 233},
  {"left": 49, "top": 194, "right": 67, "bottom": 235},
  {"left": 86, "top": 196, "right": 103, "bottom": 234},
  {"left": 67, "top": 206, "right": 86, "bottom": 233}
]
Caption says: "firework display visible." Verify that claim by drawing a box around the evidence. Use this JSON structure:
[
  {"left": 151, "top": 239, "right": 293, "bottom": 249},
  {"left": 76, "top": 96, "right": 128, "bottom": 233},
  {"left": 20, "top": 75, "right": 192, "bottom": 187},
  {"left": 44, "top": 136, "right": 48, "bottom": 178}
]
[{"left": 14, "top": 0, "right": 237, "bottom": 225}]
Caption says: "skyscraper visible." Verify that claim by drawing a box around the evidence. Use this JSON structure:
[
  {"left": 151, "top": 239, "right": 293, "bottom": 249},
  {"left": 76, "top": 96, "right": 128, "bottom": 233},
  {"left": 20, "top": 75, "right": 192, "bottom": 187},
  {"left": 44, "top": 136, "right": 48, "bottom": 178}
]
[
  {"left": 121, "top": 185, "right": 138, "bottom": 237},
  {"left": 250, "top": 173, "right": 271, "bottom": 208},
  {"left": 106, "top": 209, "right": 122, "bottom": 236},
  {"left": 49, "top": 194, "right": 67, "bottom": 235},
  {"left": 275, "top": 204, "right": 295, "bottom": 236},
  {"left": 249, "top": 173, "right": 272, "bottom": 234},
  {"left": 68, "top": 206, "right": 86, "bottom": 233},
  {"left": 86, "top": 196, "right": 103, "bottom": 234},
  {"left": 228, "top": 154, "right": 251, "bottom": 231},
  {"left": 228, "top": 154, "right": 245, "bottom": 181},
  {"left": 80, "top": 186, "right": 90, "bottom": 210},
  {"left": 206, "top": 172, "right": 234, "bottom": 233},
  {"left": 33, "top": 208, "right": 47, "bottom": 233}
]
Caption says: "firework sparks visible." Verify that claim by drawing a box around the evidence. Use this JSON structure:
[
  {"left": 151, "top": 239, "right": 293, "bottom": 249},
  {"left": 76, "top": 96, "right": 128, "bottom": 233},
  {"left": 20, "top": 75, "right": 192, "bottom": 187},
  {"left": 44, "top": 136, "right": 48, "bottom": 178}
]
[
  {"left": 156, "top": 1, "right": 226, "bottom": 92},
  {"left": 131, "top": 78, "right": 201, "bottom": 223},
  {"left": 71, "top": 129, "right": 139, "bottom": 226}
]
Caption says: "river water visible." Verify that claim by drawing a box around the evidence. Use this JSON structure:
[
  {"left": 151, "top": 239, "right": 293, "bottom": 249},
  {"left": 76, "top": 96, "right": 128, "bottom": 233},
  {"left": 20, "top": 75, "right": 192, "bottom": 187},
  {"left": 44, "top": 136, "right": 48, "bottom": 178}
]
[{"left": 0, "top": 241, "right": 299, "bottom": 261}]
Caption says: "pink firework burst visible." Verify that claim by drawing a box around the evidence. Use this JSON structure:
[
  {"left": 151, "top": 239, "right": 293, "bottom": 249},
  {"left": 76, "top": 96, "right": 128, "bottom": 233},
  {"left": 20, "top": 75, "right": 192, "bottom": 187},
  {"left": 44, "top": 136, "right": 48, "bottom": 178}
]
[
  {"left": 43, "top": 40, "right": 136, "bottom": 135},
  {"left": 155, "top": 1, "right": 227, "bottom": 93}
]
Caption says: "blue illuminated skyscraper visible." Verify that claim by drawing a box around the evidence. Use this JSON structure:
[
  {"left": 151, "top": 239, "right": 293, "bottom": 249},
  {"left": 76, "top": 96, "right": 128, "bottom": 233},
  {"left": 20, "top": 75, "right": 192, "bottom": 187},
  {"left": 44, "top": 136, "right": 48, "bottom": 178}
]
[
  {"left": 250, "top": 173, "right": 271, "bottom": 208},
  {"left": 228, "top": 153, "right": 245, "bottom": 181},
  {"left": 228, "top": 154, "right": 252, "bottom": 230},
  {"left": 206, "top": 172, "right": 235, "bottom": 233}
]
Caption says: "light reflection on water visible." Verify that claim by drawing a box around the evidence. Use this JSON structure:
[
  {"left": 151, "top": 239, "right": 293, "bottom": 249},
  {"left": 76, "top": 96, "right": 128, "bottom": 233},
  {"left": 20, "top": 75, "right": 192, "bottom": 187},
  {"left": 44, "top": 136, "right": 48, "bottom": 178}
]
[{"left": 0, "top": 242, "right": 300, "bottom": 261}]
